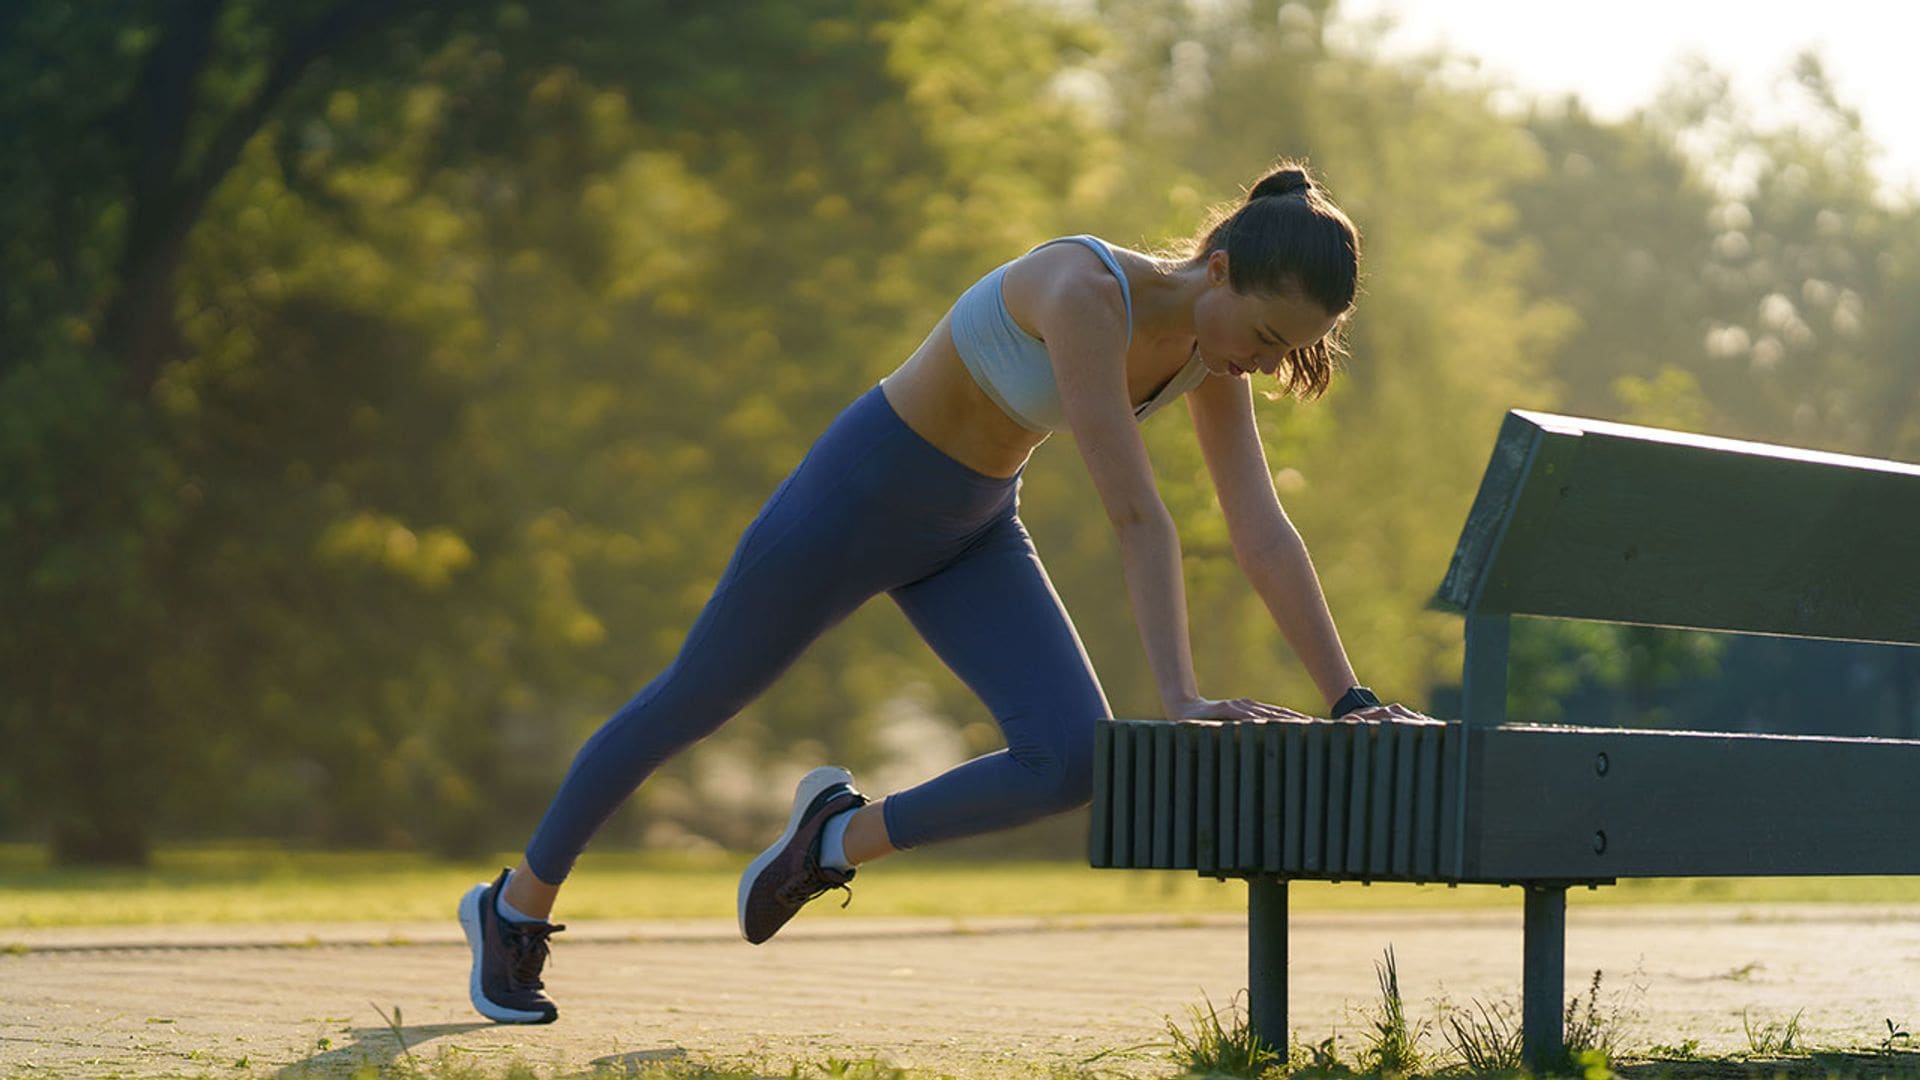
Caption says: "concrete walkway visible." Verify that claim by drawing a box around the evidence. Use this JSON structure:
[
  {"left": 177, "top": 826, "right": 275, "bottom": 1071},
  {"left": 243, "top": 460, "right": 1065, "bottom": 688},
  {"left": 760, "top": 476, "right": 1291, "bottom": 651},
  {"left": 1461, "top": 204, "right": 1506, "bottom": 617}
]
[{"left": 5, "top": 903, "right": 1920, "bottom": 1077}]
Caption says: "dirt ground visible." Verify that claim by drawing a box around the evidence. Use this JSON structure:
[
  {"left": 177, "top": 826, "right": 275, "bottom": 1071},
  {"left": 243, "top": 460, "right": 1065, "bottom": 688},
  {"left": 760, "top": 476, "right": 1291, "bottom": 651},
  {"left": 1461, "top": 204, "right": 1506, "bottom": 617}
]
[{"left": 4, "top": 901, "right": 1919, "bottom": 1077}]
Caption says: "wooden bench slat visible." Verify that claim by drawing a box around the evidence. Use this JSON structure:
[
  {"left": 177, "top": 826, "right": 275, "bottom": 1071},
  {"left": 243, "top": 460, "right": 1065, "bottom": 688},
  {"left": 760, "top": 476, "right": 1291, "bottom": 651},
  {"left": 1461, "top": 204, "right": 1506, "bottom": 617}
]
[
  {"left": 1111, "top": 721, "right": 1133, "bottom": 868},
  {"left": 1263, "top": 723, "right": 1284, "bottom": 873},
  {"left": 1152, "top": 718, "right": 1167, "bottom": 860},
  {"left": 1344, "top": 721, "right": 1371, "bottom": 873},
  {"left": 1217, "top": 725, "right": 1239, "bottom": 873},
  {"left": 1390, "top": 723, "right": 1418, "bottom": 877},
  {"left": 1128, "top": 723, "right": 1152, "bottom": 867},
  {"left": 1196, "top": 726, "right": 1217, "bottom": 875},
  {"left": 1325, "top": 724, "right": 1351, "bottom": 877},
  {"left": 1174, "top": 723, "right": 1195, "bottom": 867},
  {"left": 1236, "top": 723, "right": 1257, "bottom": 870},
  {"left": 1090, "top": 720, "right": 1112, "bottom": 867},
  {"left": 1303, "top": 723, "right": 1328, "bottom": 873},
  {"left": 1285, "top": 723, "right": 1307, "bottom": 872},
  {"left": 1439, "top": 718, "right": 1464, "bottom": 879},
  {"left": 1415, "top": 724, "right": 1442, "bottom": 880},
  {"left": 1369, "top": 721, "right": 1396, "bottom": 877}
]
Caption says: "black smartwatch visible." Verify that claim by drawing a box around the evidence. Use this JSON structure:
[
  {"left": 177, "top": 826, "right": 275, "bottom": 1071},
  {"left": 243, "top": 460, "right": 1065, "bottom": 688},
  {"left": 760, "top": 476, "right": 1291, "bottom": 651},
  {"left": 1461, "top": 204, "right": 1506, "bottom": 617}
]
[{"left": 1331, "top": 685, "right": 1381, "bottom": 718}]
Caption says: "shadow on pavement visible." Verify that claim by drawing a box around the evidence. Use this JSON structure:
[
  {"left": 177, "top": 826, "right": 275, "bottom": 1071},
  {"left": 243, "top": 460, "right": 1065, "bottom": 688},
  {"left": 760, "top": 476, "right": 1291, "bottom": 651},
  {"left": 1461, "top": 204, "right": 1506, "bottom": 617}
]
[
  {"left": 276, "top": 1020, "right": 492, "bottom": 1076},
  {"left": 592, "top": 1047, "right": 694, "bottom": 1074}
]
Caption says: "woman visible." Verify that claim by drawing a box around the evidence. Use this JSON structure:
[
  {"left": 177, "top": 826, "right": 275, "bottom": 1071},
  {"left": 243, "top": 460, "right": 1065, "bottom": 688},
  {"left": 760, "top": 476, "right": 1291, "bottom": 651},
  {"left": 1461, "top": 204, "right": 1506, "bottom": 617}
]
[{"left": 459, "top": 161, "right": 1424, "bottom": 1023}]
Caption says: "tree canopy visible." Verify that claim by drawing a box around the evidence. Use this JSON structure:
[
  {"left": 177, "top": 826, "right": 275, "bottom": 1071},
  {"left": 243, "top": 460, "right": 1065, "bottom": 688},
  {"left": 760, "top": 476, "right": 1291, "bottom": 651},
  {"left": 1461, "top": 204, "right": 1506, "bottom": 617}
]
[{"left": 4, "top": 0, "right": 1915, "bottom": 863}]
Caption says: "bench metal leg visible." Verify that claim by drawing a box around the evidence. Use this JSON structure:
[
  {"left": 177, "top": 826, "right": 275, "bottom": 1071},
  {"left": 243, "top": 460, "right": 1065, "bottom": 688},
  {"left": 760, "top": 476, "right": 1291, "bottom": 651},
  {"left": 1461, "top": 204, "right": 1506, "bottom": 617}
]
[
  {"left": 1522, "top": 884, "right": 1567, "bottom": 1071},
  {"left": 1248, "top": 877, "right": 1287, "bottom": 1053}
]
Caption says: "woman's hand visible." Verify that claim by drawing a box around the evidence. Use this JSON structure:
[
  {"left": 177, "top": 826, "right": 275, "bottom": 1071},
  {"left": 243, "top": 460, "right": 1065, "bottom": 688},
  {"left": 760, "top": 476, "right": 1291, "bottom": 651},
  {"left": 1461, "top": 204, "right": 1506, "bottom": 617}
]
[
  {"left": 1339, "top": 703, "right": 1432, "bottom": 723},
  {"left": 1169, "top": 696, "right": 1314, "bottom": 722}
]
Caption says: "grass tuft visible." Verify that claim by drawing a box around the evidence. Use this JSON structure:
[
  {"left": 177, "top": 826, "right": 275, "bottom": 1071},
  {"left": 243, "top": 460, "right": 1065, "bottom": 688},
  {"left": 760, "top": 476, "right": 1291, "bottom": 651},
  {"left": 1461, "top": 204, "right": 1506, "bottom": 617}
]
[
  {"left": 1358, "top": 946, "right": 1425, "bottom": 1076},
  {"left": 1563, "top": 970, "right": 1625, "bottom": 1061},
  {"left": 1163, "top": 990, "right": 1284, "bottom": 1078},
  {"left": 1742, "top": 1006, "right": 1805, "bottom": 1056},
  {"left": 1438, "top": 994, "right": 1523, "bottom": 1073}
]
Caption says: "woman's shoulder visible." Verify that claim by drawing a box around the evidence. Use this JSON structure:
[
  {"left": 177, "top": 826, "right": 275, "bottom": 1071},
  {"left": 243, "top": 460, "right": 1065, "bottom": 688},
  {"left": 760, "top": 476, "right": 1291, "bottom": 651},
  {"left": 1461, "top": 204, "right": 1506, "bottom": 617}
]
[
  {"left": 1015, "top": 235, "right": 1168, "bottom": 305},
  {"left": 1003, "top": 235, "right": 1133, "bottom": 328}
]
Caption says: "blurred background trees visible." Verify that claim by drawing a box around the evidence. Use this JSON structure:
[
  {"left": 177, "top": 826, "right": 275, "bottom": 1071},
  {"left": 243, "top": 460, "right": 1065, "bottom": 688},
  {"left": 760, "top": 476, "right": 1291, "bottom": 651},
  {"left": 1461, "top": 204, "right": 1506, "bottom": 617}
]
[{"left": 4, "top": 0, "right": 1915, "bottom": 864}]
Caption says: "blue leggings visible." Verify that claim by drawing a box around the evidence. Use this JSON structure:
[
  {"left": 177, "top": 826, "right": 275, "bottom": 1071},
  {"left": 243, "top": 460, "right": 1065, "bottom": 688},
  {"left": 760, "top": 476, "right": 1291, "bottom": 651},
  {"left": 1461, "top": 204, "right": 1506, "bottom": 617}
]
[{"left": 523, "top": 385, "right": 1112, "bottom": 884}]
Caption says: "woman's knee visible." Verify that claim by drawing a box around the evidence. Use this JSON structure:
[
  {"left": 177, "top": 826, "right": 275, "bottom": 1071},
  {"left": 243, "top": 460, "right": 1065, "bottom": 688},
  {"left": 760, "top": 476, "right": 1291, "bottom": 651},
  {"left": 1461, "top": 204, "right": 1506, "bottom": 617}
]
[{"left": 1014, "top": 726, "right": 1098, "bottom": 817}]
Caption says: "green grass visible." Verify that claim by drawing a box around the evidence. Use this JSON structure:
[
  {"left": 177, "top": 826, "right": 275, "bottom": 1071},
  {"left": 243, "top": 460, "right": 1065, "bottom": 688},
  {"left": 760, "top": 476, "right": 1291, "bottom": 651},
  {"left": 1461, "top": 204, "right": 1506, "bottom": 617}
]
[
  {"left": 1154, "top": 964, "right": 1920, "bottom": 1080},
  {"left": 4, "top": 843, "right": 1920, "bottom": 929}
]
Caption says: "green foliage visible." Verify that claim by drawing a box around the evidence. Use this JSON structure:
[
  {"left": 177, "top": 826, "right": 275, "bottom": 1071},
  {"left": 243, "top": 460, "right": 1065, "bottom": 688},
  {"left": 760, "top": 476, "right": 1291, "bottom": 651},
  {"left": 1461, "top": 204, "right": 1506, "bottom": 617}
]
[
  {"left": 1360, "top": 947, "right": 1427, "bottom": 1076},
  {"left": 1883, "top": 1019, "right": 1913, "bottom": 1055},
  {"left": 1439, "top": 997, "right": 1523, "bottom": 1074},
  {"left": 1162, "top": 991, "right": 1284, "bottom": 1078},
  {"left": 1645, "top": 1038, "right": 1702, "bottom": 1060},
  {"left": 1564, "top": 971, "right": 1627, "bottom": 1062},
  {"left": 1433, "top": 970, "right": 1624, "bottom": 1076},
  {"left": 1744, "top": 1008, "right": 1806, "bottom": 1056},
  {"left": 4, "top": 0, "right": 1918, "bottom": 860}
]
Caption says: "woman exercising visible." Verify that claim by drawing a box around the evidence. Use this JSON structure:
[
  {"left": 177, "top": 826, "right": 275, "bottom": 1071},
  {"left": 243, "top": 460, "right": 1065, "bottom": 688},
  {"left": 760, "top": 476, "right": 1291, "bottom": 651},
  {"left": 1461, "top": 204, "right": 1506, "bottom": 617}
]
[{"left": 460, "top": 161, "right": 1423, "bottom": 1023}]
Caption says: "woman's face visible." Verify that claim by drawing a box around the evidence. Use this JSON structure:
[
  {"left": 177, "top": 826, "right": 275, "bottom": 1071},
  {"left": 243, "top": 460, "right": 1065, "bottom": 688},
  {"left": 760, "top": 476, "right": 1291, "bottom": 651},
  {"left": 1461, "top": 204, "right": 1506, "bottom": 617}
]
[{"left": 1192, "top": 251, "right": 1342, "bottom": 379}]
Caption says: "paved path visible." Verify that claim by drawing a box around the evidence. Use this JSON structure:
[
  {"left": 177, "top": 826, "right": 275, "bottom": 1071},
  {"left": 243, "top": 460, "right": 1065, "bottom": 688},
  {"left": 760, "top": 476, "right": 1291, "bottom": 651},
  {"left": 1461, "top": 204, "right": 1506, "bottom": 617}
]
[{"left": 5, "top": 903, "right": 1920, "bottom": 1077}]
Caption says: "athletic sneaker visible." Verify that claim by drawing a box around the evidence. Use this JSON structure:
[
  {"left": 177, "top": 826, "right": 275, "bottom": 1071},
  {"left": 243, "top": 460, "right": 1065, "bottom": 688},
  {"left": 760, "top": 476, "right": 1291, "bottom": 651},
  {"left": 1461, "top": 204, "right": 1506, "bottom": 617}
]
[
  {"left": 738, "top": 766, "right": 868, "bottom": 944},
  {"left": 458, "top": 868, "right": 565, "bottom": 1024}
]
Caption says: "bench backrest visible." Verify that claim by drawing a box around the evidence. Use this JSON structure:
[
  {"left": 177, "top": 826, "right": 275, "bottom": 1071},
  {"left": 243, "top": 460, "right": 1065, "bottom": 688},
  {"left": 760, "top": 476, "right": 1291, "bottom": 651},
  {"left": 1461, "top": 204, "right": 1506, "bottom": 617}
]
[{"left": 1434, "top": 410, "right": 1920, "bottom": 726}]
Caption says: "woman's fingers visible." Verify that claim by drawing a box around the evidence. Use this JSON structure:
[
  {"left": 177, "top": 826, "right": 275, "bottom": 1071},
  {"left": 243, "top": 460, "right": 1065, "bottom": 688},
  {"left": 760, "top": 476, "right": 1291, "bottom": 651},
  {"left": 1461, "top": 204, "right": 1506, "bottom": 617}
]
[
  {"left": 1339, "top": 703, "right": 1434, "bottom": 723},
  {"left": 1238, "top": 699, "right": 1311, "bottom": 720},
  {"left": 1176, "top": 699, "right": 1435, "bottom": 723}
]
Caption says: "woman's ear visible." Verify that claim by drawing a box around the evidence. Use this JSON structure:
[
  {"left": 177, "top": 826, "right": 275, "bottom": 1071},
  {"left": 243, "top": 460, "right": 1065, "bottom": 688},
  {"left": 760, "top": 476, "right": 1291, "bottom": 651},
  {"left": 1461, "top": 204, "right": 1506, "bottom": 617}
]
[{"left": 1206, "top": 249, "right": 1230, "bottom": 286}]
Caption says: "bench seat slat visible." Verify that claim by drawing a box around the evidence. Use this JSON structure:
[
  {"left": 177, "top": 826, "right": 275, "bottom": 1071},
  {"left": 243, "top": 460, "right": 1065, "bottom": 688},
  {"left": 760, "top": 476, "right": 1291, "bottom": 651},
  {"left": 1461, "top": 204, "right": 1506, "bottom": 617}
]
[
  {"left": 1238, "top": 723, "right": 1260, "bottom": 871},
  {"left": 1325, "top": 724, "right": 1350, "bottom": 877},
  {"left": 1217, "top": 726, "right": 1238, "bottom": 874},
  {"left": 1345, "top": 721, "right": 1372, "bottom": 873},
  {"left": 1152, "top": 723, "right": 1174, "bottom": 866},
  {"left": 1369, "top": 722, "right": 1397, "bottom": 877},
  {"left": 1090, "top": 721, "right": 1113, "bottom": 867},
  {"left": 1263, "top": 723, "right": 1283, "bottom": 873},
  {"left": 1285, "top": 724, "right": 1307, "bottom": 872}
]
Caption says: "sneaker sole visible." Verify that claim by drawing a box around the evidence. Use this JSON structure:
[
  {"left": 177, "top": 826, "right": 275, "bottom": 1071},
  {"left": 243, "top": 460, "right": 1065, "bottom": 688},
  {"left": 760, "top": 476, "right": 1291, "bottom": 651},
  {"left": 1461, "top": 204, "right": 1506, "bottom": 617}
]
[
  {"left": 458, "top": 883, "right": 557, "bottom": 1024},
  {"left": 736, "top": 765, "right": 855, "bottom": 942}
]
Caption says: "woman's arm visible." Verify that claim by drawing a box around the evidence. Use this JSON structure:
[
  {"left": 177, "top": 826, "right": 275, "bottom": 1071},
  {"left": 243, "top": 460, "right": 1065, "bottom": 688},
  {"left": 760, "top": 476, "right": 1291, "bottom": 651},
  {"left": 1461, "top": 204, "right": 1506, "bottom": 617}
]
[
  {"left": 1019, "top": 248, "right": 1301, "bottom": 722},
  {"left": 1184, "top": 370, "right": 1359, "bottom": 711},
  {"left": 1032, "top": 258, "right": 1201, "bottom": 719}
]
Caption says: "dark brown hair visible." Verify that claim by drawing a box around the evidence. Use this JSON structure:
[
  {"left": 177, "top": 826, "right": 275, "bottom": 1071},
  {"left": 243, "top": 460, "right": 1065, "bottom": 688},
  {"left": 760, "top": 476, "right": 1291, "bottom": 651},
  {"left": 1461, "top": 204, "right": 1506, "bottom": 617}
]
[{"left": 1191, "top": 161, "right": 1360, "bottom": 400}]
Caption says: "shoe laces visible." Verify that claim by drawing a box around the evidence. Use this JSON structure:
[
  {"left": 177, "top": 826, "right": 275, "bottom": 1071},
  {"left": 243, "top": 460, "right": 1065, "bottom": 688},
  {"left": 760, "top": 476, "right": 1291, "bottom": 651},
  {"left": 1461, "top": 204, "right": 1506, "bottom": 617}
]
[
  {"left": 501, "top": 920, "right": 565, "bottom": 990},
  {"left": 775, "top": 855, "right": 855, "bottom": 910}
]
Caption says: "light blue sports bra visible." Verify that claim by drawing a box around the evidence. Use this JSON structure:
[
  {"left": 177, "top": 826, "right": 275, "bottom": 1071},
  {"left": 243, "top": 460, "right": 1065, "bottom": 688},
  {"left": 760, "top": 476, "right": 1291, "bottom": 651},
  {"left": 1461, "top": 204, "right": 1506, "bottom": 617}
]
[{"left": 948, "top": 235, "right": 1208, "bottom": 434}]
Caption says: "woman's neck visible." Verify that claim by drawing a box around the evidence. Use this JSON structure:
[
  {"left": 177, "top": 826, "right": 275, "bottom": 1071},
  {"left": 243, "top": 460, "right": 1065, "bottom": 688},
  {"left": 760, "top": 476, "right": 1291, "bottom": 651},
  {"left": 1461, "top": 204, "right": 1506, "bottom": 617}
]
[{"left": 1128, "top": 255, "right": 1206, "bottom": 349}]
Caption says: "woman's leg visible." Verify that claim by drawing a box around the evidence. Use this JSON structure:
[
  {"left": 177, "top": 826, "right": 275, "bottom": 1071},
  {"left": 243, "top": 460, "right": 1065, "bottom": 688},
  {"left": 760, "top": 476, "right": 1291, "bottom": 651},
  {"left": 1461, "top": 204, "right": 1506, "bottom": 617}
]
[
  {"left": 516, "top": 499, "right": 874, "bottom": 897},
  {"left": 882, "top": 513, "right": 1113, "bottom": 850},
  {"left": 514, "top": 386, "right": 1016, "bottom": 899}
]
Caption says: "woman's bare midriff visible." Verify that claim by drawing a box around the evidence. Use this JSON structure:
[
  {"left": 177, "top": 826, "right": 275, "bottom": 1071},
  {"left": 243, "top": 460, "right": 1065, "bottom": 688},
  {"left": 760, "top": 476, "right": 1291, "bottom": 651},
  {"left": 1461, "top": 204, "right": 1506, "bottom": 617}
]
[
  {"left": 880, "top": 268, "right": 1200, "bottom": 479},
  {"left": 879, "top": 312, "right": 1049, "bottom": 480}
]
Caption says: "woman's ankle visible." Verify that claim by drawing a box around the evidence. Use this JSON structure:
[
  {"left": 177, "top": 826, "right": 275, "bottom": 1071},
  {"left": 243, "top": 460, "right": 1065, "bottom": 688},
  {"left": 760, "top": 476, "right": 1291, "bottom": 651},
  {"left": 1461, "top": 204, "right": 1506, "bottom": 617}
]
[
  {"left": 501, "top": 862, "right": 560, "bottom": 922},
  {"left": 840, "top": 800, "right": 897, "bottom": 866}
]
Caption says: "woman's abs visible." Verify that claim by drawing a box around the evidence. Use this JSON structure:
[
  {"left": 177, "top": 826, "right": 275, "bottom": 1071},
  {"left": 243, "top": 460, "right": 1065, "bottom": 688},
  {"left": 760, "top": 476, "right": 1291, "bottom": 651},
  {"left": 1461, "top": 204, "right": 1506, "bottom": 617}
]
[{"left": 880, "top": 312, "right": 1049, "bottom": 480}]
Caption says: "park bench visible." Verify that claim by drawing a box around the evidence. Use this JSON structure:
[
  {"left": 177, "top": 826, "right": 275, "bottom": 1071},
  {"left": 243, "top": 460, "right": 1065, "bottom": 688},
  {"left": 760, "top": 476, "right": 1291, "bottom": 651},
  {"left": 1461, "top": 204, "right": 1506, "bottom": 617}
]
[{"left": 1090, "top": 408, "right": 1920, "bottom": 1069}]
